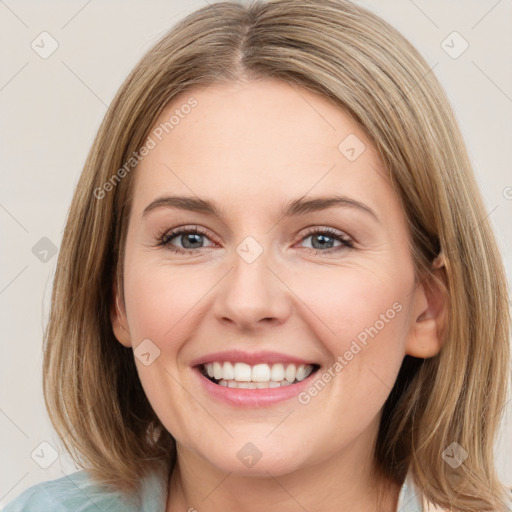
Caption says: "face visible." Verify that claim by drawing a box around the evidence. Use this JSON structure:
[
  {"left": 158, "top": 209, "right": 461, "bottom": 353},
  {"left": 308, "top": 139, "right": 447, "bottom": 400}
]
[{"left": 112, "top": 79, "right": 442, "bottom": 479}]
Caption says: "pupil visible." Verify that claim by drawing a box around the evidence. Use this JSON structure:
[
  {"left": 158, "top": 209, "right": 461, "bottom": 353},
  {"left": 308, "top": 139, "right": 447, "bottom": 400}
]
[
  {"left": 182, "top": 233, "right": 202, "bottom": 249},
  {"left": 312, "top": 234, "right": 333, "bottom": 250}
]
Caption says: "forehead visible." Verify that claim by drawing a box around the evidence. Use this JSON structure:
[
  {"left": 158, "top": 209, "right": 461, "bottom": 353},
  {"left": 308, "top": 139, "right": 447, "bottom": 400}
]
[{"left": 132, "top": 79, "right": 392, "bottom": 216}]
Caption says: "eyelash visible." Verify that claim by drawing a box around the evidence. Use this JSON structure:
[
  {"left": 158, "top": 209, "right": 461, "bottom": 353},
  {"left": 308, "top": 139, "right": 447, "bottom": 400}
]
[{"left": 157, "top": 225, "right": 354, "bottom": 256}]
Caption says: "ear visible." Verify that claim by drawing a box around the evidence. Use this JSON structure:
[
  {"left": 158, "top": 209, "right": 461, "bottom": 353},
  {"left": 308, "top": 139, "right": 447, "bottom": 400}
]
[
  {"left": 405, "top": 252, "right": 448, "bottom": 359},
  {"left": 110, "top": 281, "right": 132, "bottom": 348}
]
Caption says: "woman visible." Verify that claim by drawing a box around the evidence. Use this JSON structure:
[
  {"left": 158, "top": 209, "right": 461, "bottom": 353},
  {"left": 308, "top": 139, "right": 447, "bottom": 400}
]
[{"left": 5, "top": 0, "right": 511, "bottom": 510}]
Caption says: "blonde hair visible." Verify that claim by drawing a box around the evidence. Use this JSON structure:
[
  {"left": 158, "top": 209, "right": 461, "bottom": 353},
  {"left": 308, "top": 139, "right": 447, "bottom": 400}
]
[{"left": 43, "top": 0, "right": 511, "bottom": 509}]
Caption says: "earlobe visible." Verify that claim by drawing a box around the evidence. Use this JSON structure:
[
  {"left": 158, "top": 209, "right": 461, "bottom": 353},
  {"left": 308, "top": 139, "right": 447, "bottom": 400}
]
[
  {"left": 110, "top": 284, "right": 132, "bottom": 348},
  {"left": 432, "top": 250, "right": 445, "bottom": 270},
  {"left": 405, "top": 253, "right": 448, "bottom": 359}
]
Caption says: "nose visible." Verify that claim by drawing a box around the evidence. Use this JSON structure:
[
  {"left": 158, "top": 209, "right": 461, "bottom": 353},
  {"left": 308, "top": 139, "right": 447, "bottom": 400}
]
[{"left": 212, "top": 245, "right": 292, "bottom": 331}]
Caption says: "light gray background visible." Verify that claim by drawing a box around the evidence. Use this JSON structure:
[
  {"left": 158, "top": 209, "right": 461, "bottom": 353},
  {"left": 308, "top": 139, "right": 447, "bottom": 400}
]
[{"left": 1, "top": 0, "right": 511, "bottom": 506}]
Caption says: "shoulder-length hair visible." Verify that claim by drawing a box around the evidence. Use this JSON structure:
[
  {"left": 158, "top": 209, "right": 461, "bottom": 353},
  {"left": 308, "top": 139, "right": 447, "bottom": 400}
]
[{"left": 43, "top": 0, "right": 511, "bottom": 509}]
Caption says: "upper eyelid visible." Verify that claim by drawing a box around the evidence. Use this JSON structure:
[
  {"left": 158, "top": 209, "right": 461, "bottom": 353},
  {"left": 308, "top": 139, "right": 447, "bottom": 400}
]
[{"left": 160, "top": 226, "right": 216, "bottom": 245}]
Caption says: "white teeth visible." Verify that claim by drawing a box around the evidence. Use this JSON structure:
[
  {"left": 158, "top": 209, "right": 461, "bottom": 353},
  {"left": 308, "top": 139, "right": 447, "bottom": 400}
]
[
  {"left": 251, "top": 363, "right": 271, "bottom": 382},
  {"left": 203, "top": 361, "right": 316, "bottom": 387},
  {"left": 284, "top": 363, "right": 296, "bottom": 383},
  {"left": 222, "top": 362, "right": 234, "bottom": 380},
  {"left": 233, "top": 362, "right": 252, "bottom": 382},
  {"left": 295, "top": 364, "right": 313, "bottom": 382},
  {"left": 217, "top": 378, "right": 303, "bottom": 389},
  {"left": 213, "top": 362, "right": 223, "bottom": 380},
  {"left": 270, "top": 363, "right": 285, "bottom": 382},
  {"left": 236, "top": 382, "right": 256, "bottom": 389}
]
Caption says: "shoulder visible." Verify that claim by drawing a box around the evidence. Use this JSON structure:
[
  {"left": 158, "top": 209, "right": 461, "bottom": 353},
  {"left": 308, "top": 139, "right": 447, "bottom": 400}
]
[
  {"left": 2, "top": 470, "right": 142, "bottom": 512},
  {"left": 399, "top": 470, "right": 450, "bottom": 512}
]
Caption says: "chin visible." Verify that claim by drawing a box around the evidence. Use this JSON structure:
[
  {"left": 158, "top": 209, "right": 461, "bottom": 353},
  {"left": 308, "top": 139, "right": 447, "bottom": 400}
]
[{"left": 199, "top": 439, "right": 311, "bottom": 477}]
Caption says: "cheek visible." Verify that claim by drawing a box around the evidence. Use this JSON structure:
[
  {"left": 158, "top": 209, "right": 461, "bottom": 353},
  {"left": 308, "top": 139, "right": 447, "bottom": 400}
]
[
  {"left": 296, "top": 265, "right": 410, "bottom": 340},
  {"left": 123, "top": 257, "right": 211, "bottom": 342},
  {"left": 292, "top": 266, "right": 412, "bottom": 388}
]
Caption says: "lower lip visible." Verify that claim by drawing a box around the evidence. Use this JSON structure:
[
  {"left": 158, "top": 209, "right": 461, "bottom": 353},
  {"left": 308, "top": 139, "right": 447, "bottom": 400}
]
[{"left": 194, "top": 367, "right": 318, "bottom": 408}]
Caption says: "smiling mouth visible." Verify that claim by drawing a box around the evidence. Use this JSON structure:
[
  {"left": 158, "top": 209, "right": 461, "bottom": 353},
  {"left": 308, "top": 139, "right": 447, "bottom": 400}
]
[{"left": 199, "top": 361, "right": 321, "bottom": 389}]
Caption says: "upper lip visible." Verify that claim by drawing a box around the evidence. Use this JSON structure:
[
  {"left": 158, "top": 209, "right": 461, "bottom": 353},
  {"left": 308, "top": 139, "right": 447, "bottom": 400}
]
[{"left": 190, "top": 350, "right": 317, "bottom": 367}]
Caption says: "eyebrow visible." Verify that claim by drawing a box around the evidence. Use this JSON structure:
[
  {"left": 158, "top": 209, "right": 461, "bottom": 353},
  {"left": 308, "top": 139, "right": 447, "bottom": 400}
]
[{"left": 142, "top": 194, "right": 379, "bottom": 222}]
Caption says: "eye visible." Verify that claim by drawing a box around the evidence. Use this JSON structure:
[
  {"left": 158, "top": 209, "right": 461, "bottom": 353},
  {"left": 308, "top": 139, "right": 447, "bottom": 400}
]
[
  {"left": 297, "top": 227, "right": 353, "bottom": 254},
  {"left": 158, "top": 225, "right": 354, "bottom": 255},
  {"left": 158, "top": 226, "right": 216, "bottom": 255}
]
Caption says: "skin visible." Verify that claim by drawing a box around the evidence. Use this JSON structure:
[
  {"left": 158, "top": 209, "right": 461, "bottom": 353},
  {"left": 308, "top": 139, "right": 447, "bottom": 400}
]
[{"left": 111, "top": 78, "right": 446, "bottom": 512}]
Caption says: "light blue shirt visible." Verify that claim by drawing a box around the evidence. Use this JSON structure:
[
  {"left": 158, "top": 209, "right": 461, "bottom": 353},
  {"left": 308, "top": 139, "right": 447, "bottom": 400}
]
[{"left": 4, "top": 463, "right": 424, "bottom": 511}]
